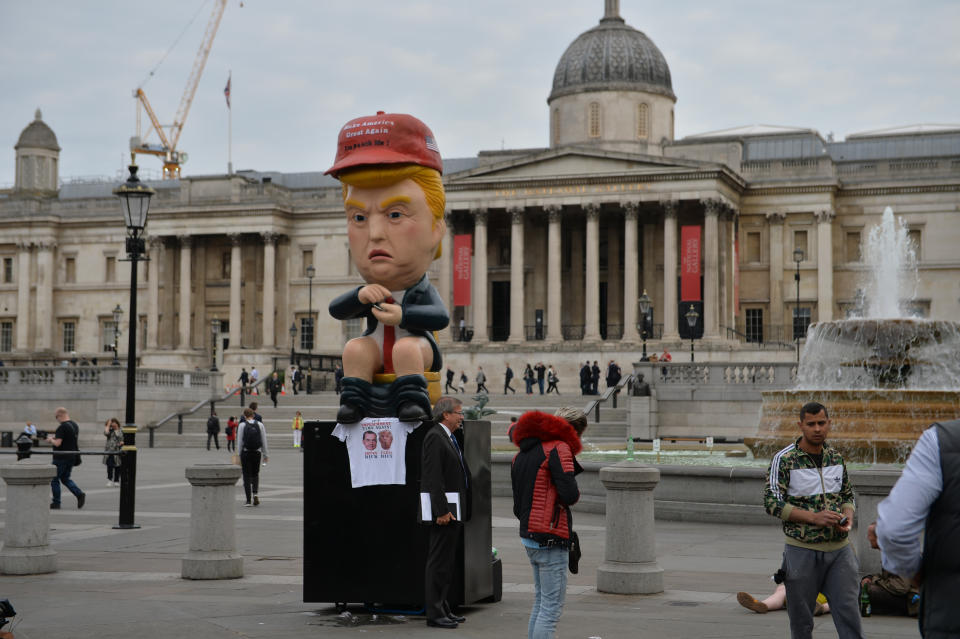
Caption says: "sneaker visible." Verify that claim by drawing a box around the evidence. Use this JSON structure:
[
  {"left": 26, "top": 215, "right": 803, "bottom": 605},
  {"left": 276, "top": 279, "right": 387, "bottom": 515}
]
[
  {"left": 107, "top": 481, "right": 114, "bottom": 487},
  {"left": 114, "top": 481, "right": 120, "bottom": 487},
  {"left": 244, "top": 502, "right": 253, "bottom": 507},
  {"left": 736, "top": 592, "right": 768, "bottom": 614},
  {"left": 253, "top": 495, "right": 260, "bottom": 506},
  {"left": 50, "top": 502, "right": 60, "bottom": 509},
  {"left": 76, "top": 493, "right": 86, "bottom": 509}
]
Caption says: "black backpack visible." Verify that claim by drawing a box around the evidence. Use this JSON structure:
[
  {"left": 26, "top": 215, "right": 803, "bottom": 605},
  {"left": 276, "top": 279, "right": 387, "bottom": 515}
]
[{"left": 242, "top": 421, "right": 262, "bottom": 451}]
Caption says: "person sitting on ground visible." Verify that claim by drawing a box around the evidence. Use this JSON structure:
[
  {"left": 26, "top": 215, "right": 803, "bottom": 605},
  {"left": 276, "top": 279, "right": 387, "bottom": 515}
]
[{"left": 737, "top": 584, "right": 829, "bottom": 616}]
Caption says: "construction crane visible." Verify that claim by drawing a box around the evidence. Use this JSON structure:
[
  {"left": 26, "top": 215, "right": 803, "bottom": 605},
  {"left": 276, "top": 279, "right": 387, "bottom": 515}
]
[{"left": 130, "top": 0, "right": 228, "bottom": 179}]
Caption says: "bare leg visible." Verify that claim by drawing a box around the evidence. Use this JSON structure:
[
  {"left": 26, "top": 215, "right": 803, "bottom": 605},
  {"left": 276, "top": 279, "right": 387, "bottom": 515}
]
[{"left": 342, "top": 336, "right": 381, "bottom": 381}]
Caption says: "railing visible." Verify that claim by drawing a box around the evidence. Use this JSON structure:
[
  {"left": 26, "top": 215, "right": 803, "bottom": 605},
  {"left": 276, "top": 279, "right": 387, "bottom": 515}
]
[
  {"left": 523, "top": 325, "right": 547, "bottom": 341},
  {"left": 722, "top": 325, "right": 795, "bottom": 350},
  {"left": 451, "top": 326, "right": 475, "bottom": 342},
  {"left": 643, "top": 361, "right": 798, "bottom": 387},
  {"left": 562, "top": 325, "right": 585, "bottom": 340},
  {"left": 582, "top": 375, "right": 633, "bottom": 425}
]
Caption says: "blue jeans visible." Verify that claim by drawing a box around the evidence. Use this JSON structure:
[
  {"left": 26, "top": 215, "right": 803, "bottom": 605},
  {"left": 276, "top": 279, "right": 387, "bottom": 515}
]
[
  {"left": 525, "top": 545, "right": 568, "bottom": 639},
  {"left": 51, "top": 459, "right": 82, "bottom": 505}
]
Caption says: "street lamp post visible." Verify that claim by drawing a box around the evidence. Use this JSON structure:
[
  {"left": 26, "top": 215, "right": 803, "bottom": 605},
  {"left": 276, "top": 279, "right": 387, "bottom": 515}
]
[
  {"left": 289, "top": 322, "right": 297, "bottom": 366},
  {"left": 113, "top": 158, "right": 154, "bottom": 530},
  {"left": 685, "top": 304, "right": 699, "bottom": 363},
  {"left": 793, "top": 249, "right": 804, "bottom": 362},
  {"left": 111, "top": 304, "right": 123, "bottom": 366},
  {"left": 637, "top": 290, "right": 652, "bottom": 361},
  {"left": 210, "top": 319, "right": 221, "bottom": 372},
  {"left": 306, "top": 263, "right": 315, "bottom": 394}
]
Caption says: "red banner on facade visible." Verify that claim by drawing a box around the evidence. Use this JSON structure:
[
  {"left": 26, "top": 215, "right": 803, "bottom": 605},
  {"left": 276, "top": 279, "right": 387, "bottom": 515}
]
[
  {"left": 680, "top": 225, "right": 702, "bottom": 301},
  {"left": 453, "top": 234, "right": 472, "bottom": 306}
]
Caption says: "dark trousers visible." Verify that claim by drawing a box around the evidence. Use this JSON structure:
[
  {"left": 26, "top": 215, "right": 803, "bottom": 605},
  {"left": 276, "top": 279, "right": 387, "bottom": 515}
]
[
  {"left": 477, "top": 383, "right": 488, "bottom": 393},
  {"left": 51, "top": 459, "right": 82, "bottom": 505},
  {"left": 207, "top": 432, "right": 220, "bottom": 450},
  {"left": 445, "top": 380, "right": 457, "bottom": 393},
  {"left": 504, "top": 380, "right": 515, "bottom": 394},
  {"left": 240, "top": 449, "right": 262, "bottom": 503},
  {"left": 226, "top": 438, "right": 236, "bottom": 452},
  {"left": 547, "top": 381, "right": 559, "bottom": 394},
  {"left": 106, "top": 456, "right": 121, "bottom": 482},
  {"left": 270, "top": 391, "right": 279, "bottom": 408},
  {"left": 425, "top": 522, "right": 461, "bottom": 621},
  {"left": 537, "top": 378, "right": 544, "bottom": 394}
]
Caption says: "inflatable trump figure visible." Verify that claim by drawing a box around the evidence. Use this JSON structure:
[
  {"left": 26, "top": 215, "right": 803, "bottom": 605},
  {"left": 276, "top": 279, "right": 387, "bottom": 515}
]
[{"left": 326, "top": 112, "right": 449, "bottom": 424}]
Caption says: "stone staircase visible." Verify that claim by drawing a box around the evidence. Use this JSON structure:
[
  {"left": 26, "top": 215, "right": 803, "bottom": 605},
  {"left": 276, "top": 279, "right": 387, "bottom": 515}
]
[{"left": 142, "top": 388, "right": 629, "bottom": 449}]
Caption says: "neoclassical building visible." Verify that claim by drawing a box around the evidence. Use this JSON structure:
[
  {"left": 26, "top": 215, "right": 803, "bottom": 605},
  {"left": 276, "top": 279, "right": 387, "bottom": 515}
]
[{"left": 2, "top": 1, "right": 959, "bottom": 382}]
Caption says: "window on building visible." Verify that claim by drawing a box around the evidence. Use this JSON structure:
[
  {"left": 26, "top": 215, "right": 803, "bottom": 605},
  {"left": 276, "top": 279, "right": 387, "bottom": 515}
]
[
  {"left": 221, "top": 251, "right": 231, "bottom": 279},
  {"left": 793, "top": 307, "right": 811, "bottom": 341},
  {"left": 102, "top": 319, "right": 119, "bottom": 353},
  {"left": 62, "top": 321, "right": 76, "bottom": 352},
  {"left": 846, "top": 231, "right": 861, "bottom": 262},
  {"left": 908, "top": 229, "right": 921, "bottom": 261},
  {"left": 0, "top": 321, "right": 12, "bottom": 352},
  {"left": 745, "top": 308, "right": 763, "bottom": 343},
  {"left": 343, "top": 317, "right": 364, "bottom": 342},
  {"left": 746, "top": 232, "right": 762, "bottom": 263},
  {"left": 637, "top": 103, "right": 649, "bottom": 139},
  {"left": 65, "top": 257, "right": 76, "bottom": 283},
  {"left": 793, "top": 230, "right": 808, "bottom": 259},
  {"left": 2, "top": 257, "right": 12, "bottom": 283},
  {"left": 299, "top": 316, "right": 314, "bottom": 351},
  {"left": 588, "top": 102, "right": 601, "bottom": 138},
  {"left": 105, "top": 256, "right": 116, "bottom": 283},
  {"left": 302, "top": 250, "right": 314, "bottom": 277}
]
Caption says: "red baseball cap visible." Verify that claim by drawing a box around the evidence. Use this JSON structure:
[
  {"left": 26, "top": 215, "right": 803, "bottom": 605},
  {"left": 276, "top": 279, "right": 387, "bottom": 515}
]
[{"left": 325, "top": 111, "right": 443, "bottom": 177}]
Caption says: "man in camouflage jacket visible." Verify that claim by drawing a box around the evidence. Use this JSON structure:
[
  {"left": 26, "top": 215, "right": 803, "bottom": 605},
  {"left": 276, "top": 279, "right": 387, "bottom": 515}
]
[{"left": 763, "top": 401, "right": 864, "bottom": 639}]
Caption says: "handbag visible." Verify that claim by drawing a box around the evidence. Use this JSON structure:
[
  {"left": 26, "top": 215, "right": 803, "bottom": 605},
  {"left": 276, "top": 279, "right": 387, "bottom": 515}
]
[
  {"left": 231, "top": 453, "right": 240, "bottom": 466},
  {"left": 568, "top": 530, "right": 582, "bottom": 574}
]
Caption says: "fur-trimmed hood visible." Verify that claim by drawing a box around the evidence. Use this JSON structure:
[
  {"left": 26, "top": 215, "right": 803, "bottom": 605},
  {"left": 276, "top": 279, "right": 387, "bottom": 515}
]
[{"left": 513, "top": 411, "right": 582, "bottom": 456}]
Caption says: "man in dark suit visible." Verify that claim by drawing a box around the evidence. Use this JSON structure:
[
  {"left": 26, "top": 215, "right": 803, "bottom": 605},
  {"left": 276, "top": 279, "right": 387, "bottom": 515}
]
[{"left": 422, "top": 396, "right": 471, "bottom": 629}]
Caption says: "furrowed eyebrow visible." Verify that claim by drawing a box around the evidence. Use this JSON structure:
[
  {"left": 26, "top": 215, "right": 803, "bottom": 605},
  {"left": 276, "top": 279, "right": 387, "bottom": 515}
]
[{"left": 380, "top": 195, "right": 411, "bottom": 208}]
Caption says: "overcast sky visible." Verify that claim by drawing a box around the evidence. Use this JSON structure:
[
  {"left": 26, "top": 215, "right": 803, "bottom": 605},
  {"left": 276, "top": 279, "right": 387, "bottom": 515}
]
[{"left": 2, "top": 0, "right": 958, "bottom": 186}]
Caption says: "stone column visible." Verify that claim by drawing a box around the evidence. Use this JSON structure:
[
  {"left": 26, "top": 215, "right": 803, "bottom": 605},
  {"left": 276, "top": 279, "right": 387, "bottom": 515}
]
[
  {"left": 181, "top": 464, "right": 244, "bottom": 579},
  {"left": 584, "top": 202, "right": 601, "bottom": 341},
  {"left": 766, "top": 212, "right": 786, "bottom": 339},
  {"left": 35, "top": 241, "right": 55, "bottom": 351},
  {"left": 146, "top": 237, "right": 162, "bottom": 350},
  {"left": 438, "top": 217, "right": 454, "bottom": 345},
  {"left": 228, "top": 233, "right": 242, "bottom": 349},
  {"left": 661, "top": 201, "right": 679, "bottom": 340},
  {"left": 261, "top": 232, "right": 277, "bottom": 348},
  {"left": 596, "top": 462, "right": 663, "bottom": 594},
  {"left": 642, "top": 220, "right": 655, "bottom": 315},
  {"left": 816, "top": 210, "right": 835, "bottom": 322},
  {"left": 16, "top": 241, "right": 31, "bottom": 351},
  {"left": 545, "top": 205, "right": 563, "bottom": 342},
  {"left": 0, "top": 462, "right": 58, "bottom": 574},
  {"left": 471, "top": 209, "right": 488, "bottom": 343},
  {"left": 702, "top": 199, "right": 722, "bottom": 339},
  {"left": 607, "top": 220, "right": 621, "bottom": 334},
  {"left": 622, "top": 203, "right": 640, "bottom": 341},
  {"left": 178, "top": 235, "right": 193, "bottom": 350},
  {"left": 508, "top": 206, "right": 525, "bottom": 343}
]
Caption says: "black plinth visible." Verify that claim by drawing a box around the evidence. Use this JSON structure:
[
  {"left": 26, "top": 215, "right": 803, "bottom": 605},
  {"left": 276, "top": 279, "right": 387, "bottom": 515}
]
[{"left": 303, "top": 419, "right": 495, "bottom": 610}]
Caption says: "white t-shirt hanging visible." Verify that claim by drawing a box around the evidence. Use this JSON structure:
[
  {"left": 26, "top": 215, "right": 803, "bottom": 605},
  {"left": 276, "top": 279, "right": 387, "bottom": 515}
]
[{"left": 331, "top": 417, "right": 417, "bottom": 488}]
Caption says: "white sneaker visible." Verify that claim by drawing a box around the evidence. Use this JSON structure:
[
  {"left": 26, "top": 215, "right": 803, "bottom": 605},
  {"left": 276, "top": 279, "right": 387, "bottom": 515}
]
[
  {"left": 114, "top": 481, "right": 120, "bottom": 487},
  {"left": 244, "top": 502, "right": 253, "bottom": 507},
  {"left": 107, "top": 481, "right": 113, "bottom": 487}
]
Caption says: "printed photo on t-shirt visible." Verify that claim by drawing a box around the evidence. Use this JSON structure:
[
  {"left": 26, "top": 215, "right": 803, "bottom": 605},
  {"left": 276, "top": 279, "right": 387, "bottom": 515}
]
[{"left": 331, "top": 418, "right": 416, "bottom": 488}]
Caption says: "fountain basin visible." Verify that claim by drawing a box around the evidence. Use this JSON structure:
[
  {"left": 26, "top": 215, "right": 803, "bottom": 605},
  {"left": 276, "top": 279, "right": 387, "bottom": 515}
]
[{"left": 748, "top": 389, "right": 960, "bottom": 463}]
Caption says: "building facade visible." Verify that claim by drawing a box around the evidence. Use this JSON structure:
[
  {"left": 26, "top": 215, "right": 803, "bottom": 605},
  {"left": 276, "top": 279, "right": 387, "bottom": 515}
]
[{"left": 2, "top": 2, "right": 959, "bottom": 383}]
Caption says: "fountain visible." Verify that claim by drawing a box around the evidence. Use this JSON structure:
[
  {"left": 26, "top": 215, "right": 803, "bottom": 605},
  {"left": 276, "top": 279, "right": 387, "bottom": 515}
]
[{"left": 748, "top": 207, "right": 960, "bottom": 463}]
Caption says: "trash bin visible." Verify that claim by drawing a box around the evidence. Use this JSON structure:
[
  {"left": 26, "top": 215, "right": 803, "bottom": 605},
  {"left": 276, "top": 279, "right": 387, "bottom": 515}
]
[
  {"left": 15, "top": 435, "right": 32, "bottom": 460},
  {"left": 0, "top": 431, "right": 13, "bottom": 448}
]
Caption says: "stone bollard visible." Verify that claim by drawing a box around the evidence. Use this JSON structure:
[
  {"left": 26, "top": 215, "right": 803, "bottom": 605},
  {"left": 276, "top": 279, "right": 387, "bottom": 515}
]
[
  {"left": 0, "top": 461, "right": 58, "bottom": 575},
  {"left": 849, "top": 469, "right": 901, "bottom": 575},
  {"left": 182, "top": 464, "right": 243, "bottom": 579},
  {"left": 596, "top": 461, "right": 663, "bottom": 594}
]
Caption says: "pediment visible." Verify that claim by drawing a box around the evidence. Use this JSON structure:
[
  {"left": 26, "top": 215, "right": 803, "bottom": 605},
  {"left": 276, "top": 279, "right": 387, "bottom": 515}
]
[{"left": 446, "top": 148, "right": 710, "bottom": 183}]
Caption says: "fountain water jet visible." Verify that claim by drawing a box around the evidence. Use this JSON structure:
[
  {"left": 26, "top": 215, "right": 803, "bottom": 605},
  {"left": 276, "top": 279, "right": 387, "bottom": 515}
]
[{"left": 748, "top": 208, "right": 960, "bottom": 463}]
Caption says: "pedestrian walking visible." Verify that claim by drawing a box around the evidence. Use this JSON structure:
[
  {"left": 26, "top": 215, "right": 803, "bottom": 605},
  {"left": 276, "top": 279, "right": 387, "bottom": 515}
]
[
  {"left": 523, "top": 363, "right": 535, "bottom": 394},
  {"left": 476, "top": 367, "right": 489, "bottom": 394},
  {"left": 47, "top": 406, "right": 85, "bottom": 510},
  {"left": 547, "top": 366, "right": 560, "bottom": 394},
  {"left": 249, "top": 366, "right": 260, "bottom": 394},
  {"left": 103, "top": 417, "right": 122, "bottom": 487},
  {"left": 267, "top": 372, "right": 282, "bottom": 408},
  {"left": 292, "top": 410, "right": 304, "bottom": 449},
  {"left": 504, "top": 363, "right": 516, "bottom": 394},
  {"left": 445, "top": 367, "right": 457, "bottom": 394},
  {"left": 206, "top": 411, "right": 221, "bottom": 450},
  {"left": 225, "top": 415, "right": 238, "bottom": 452},
  {"left": 458, "top": 371, "right": 467, "bottom": 394},
  {"left": 237, "top": 407, "right": 269, "bottom": 507}
]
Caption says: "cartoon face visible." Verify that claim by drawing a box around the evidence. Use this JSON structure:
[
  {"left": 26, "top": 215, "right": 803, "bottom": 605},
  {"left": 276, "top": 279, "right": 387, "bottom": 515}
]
[
  {"left": 379, "top": 430, "right": 393, "bottom": 450},
  {"left": 345, "top": 178, "right": 445, "bottom": 291},
  {"left": 362, "top": 431, "right": 377, "bottom": 451}
]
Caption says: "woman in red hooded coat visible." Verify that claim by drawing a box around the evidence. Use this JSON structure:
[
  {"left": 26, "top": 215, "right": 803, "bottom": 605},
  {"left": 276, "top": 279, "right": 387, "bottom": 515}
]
[{"left": 511, "top": 407, "right": 586, "bottom": 639}]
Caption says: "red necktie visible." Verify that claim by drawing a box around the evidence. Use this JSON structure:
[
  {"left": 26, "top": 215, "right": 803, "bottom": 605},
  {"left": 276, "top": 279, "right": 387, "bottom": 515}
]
[{"left": 382, "top": 296, "right": 396, "bottom": 374}]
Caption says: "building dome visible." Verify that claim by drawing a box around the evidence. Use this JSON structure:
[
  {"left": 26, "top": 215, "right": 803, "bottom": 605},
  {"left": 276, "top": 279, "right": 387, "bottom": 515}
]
[
  {"left": 15, "top": 109, "right": 60, "bottom": 152},
  {"left": 549, "top": 8, "right": 674, "bottom": 103}
]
